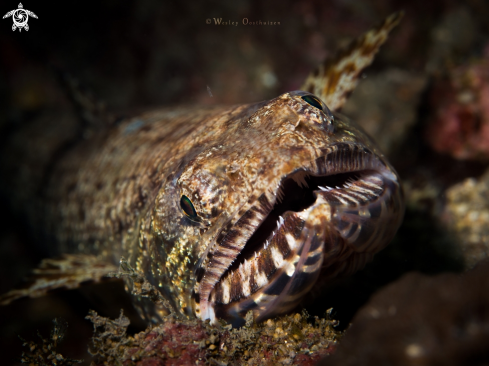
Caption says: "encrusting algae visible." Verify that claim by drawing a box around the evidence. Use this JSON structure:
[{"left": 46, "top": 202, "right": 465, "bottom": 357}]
[{"left": 87, "top": 309, "right": 341, "bottom": 366}]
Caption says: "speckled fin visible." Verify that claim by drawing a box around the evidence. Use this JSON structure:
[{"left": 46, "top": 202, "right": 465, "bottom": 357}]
[
  {"left": 301, "top": 12, "right": 403, "bottom": 111},
  {"left": 0, "top": 254, "right": 117, "bottom": 305}
]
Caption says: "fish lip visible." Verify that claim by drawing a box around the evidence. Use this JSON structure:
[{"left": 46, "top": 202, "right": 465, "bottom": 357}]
[
  {"left": 226, "top": 142, "right": 394, "bottom": 271},
  {"left": 200, "top": 142, "right": 401, "bottom": 323},
  {"left": 311, "top": 142, "right": 393, "bottom": 179}
]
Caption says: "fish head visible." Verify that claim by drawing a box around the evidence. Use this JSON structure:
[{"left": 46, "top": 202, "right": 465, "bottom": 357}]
[{"left": 153, "top": 91, "right": 403, "bottom": 326}]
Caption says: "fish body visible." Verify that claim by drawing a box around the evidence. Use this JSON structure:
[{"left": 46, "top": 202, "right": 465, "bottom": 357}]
[{"left": 1, "top": 14, "right": 404, "bottom": 327}]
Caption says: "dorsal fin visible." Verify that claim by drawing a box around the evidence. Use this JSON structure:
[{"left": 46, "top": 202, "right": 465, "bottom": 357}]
[{"left": 301, "top": 12, "right": 403, "bottom": 112}]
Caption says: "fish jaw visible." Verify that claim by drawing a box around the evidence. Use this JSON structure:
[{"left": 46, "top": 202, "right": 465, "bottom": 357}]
[
  {"left": 189, "top": 91, "right": 337, "bottom": 323},
  {"left": 146, "top": 89, "right": 404, "bottom": 325},
  {"left": 195, "top": 138, "right": 403, "bottom": 326}
]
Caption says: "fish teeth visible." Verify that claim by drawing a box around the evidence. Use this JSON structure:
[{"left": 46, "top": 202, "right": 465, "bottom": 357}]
[
  {"left": 330, "top": 192, "right": 348, "bottom": 204},
  {"left": 274, "top": 216, "right": 285, "bottom": 229},
  {"left": 318, "top": 185, "right": 332, "bottom": 191},
  {"left": 291, "top": 170, "right": 310, "bottom": 188},
  {"left": 276, "top": 185, "right": 285, "bottom": 203}
]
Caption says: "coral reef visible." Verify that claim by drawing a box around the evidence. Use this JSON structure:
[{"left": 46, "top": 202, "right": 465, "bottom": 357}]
[
  {"left": 425, "top": 58, "right": 489, "bottom": 160},
  {"left": 4, "top": 1, "right": 489, "bottom": 365},
  {"left": 318, "top": 260, "right": 489, "bottom": 366},
  {"left": 442, "top": 168, "right": 489, "bottom": 268},
  {"left": 87, "top": 310, "right": 340, "bottom": 366}
]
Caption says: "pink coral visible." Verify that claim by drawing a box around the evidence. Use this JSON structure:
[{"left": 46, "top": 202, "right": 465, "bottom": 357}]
[
  {"left": 88, "top": 310, "right": 339, "bottom": 366},
  {"left": 426, "top": 57, "right": 489, "bottom": 160}
]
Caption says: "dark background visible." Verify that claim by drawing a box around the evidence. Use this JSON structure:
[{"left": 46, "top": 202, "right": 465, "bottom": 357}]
[{"left": 1, "top": 0, "right": 489, "bottom": 364}]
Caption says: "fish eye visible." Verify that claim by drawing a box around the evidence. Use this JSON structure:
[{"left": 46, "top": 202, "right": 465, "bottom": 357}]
[
  {"left": 180, "top": 195, "right": 197, "bottom": 218},
  {"left": 301, "top": 95, "right": 323, "bottom": 110}
]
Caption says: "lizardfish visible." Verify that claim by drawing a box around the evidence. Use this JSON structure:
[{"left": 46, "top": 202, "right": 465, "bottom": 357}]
[{"left": 0, "top": 13, "right": 404, "bottom": 327}]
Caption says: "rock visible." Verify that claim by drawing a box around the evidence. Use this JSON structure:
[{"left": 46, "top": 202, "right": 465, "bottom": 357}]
[
  {"left": 87, "top": 310, "right": 340, "bottom": 366},
  {"left": 317, "top": 260, "right": 489, "bottom": 366},
  {"left": 425, "top": 6, "right": 477, "bottom": 75},
  {"left": 443, "top": 169, "right": 489, "bottom": 268},
  {"left": 342, "top": 69, "right": 427, "bottom": 157}
]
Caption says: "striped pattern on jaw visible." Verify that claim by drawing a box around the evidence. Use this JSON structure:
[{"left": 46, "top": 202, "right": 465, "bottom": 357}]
[{"left": 195, "top": 142, "right": 403, "bottom": 327}]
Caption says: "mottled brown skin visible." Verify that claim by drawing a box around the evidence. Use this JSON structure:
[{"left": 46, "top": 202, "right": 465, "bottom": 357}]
[
  {"left": 47, "top": 96, "right": 338, "bottom": 314},
  {"left": 19, "top": 92, "right": 400, "bottom": 322}
]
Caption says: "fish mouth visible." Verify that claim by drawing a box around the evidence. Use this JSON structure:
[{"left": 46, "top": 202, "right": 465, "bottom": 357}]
[{"left": 200, "top": 143, "right": 403, "bottom": 326}]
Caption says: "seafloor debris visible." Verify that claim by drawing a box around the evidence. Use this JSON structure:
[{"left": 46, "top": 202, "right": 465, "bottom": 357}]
[
  {"left": 425, "top": 57, "right": 489, "bottom": 160},
  {"left": 442, "top": 169, "right": 489, "bottom": 268},
  {"left": 317, "top": 259, "right": 489, "bottom": 366},
  {"left": 19, "top": 318, "right": 82, "bottom": 365},
  {"left": 87, "top": 309, "right": 340, "bottom": 366}
]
